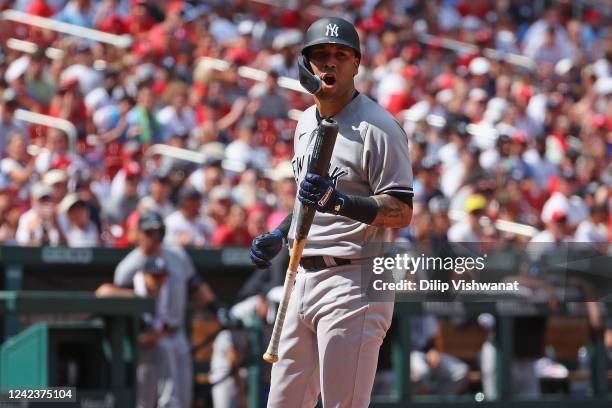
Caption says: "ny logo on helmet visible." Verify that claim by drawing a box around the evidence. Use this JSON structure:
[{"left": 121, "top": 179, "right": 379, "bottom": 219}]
[{"left": 325, "top": 23, "right": 339, "bottom": 37}]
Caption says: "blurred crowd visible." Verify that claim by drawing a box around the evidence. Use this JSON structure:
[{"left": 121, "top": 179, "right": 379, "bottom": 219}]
[{"left": 0, "top": 0, "right": 610, "bottom": 249}]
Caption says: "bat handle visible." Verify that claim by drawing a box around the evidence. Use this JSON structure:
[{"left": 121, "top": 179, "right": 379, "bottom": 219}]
[{"left": 263, "top": 239, "right": 306, "bottom": 363}]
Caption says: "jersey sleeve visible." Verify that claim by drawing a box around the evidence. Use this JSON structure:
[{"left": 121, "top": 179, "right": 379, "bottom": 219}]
[
  {"left": 113, "top": 250, "right": 142, "bottom": 287},
  {"left": 362, "top": 121, "right": 414, "bottom": 200}
]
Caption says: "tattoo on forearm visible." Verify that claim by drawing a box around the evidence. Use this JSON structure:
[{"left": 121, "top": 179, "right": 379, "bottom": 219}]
[{"left": 372, "top": 195, "right": 412, "bottom": 228}]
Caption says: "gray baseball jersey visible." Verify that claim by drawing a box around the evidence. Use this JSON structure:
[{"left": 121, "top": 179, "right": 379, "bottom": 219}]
[
  {"left": 115, "top": 244, "right": 194, "bottom": 408},
  {"left": 289, "top": 93, "right": 413, "bottom": 258},
  {"left": 114, "top": 244, "right": 194, "bottom": 328}
]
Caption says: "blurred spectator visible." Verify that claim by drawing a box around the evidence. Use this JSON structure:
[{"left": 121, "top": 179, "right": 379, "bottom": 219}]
[
  {"left": 103, "top": 161, "right": 143, "bottom": 224},
  {"left": 145, "top": 1, "right": 189, "bottom": 56},
  {"left": 246, "top": 205, "right": 268, "bottom": 241},
  {"left": 126, "top": 82, "right": 164, "bottom": 145},
  {"left": 522, "top": 9, "right": 571, "bottom": 64},
  {"left": 0, "top": 89, "right": 28, "bottom": 153},
  {"left": 415, "top": 157, "right": 443, "bottom": 208},
  {"left": 530, "top": 25, "right": 570, "bottom": 68},
  {"left": 139, "top": 173, "right": 175, "bottom": 218},
  {"left": 48, "top": 77, "right": 87, "bottom": 134},
  {"left": 73, "top": 175, "right": 103, "bottom": 233},
  {"left": 448, "top": 194, "right": 486, "bottom": 242},
  {"left": 574, "top": 204, "right": 608, "bottom": 243},
  {"left": 1, "top": 131, "right": 36, "bottom": 201},
  {"left": 529, "top": 210, "right": 572, "bottom": 262},
  {"left": 25, "top": 48, "right": 56, "bottom": 109},
  {"left": 225, "top": 119, "right": 269, "bottom": 170},
  {"left": 164, "top": 188, "right": 213, "bottom": 248},
  {"left": 0, "top": 189, "right": 21, "bottom": 244},
  {"left": 57, "top": 192, "right": 99, "bottom": 247},
  {"left": 15, "top": 183, "right": 65, "bottom": 246},
  {"left": 266, "top": 161, "right": 296, "bottom": 230},
  {"left": 212, "top": 203, "right": 250, "bottom": 247},
  {"left": 541, "top": 171, "right": 588, "bottom": 227},
  {"left": 109, "top": 141, "right": 143, "bottom": 198},
  {"left": 43, "top": 169, "right": 69, "bottom": 204},
  {"left": 123, "top": 0, "right": 156, "bottom": 37},
  {"left": 428, "top": 196, "right": 451, "bottom": 243},
  {"left": 523, "top": 136, "right": 558, "bottom": 190},
  {"left": 96, "top": 95, "right": 135, "bottom": 143},
  {"left": 35, "top": 128, "right": 85, "bottom": 176},
  {"left": 53, "top": 0, "right": 95, "bottom": 28},
  {"left": 26, "top": 0, "right": 55, "bottom": 18},
  {"left": 157, "top": 81, "right": 196, "bottom": 141},
  {"left": 188, "top": 159, "right": 224, "bottom": 198},
  {"left": 248, "top": 70, "right": 289, "bottom": 119}
]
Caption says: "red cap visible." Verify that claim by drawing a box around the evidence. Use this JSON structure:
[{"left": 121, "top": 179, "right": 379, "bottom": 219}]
[
  {"left": 59, "top": 78, "right": 79, "bottom": 92},
  {"left": 401, "top": 44, "right": 421, "bottom": 59},
  {"left": 27, "top": 0, "right": 55, "bottom": 17},
  {"left": 133, "top": 41, "right": 153, "bottom": 57},
  {"left": 592, "top": 114, "right": 609, "bottom": 130},
  {"left": 515, "top": 85, "right": 533, "bottom": 101},
  {"left": 123, "top": 162, "right": 142, "bottom": 178},
  {"left": 551, "top": 210, "right": 567, "bottom": 222},
  {"left": 511, "top": 130, "right": 528, "bottom": 144},
  {"left": 51, "top": 155, "right": 72, "bottom": 169},
  {"left": 436, "top": 73, "right": 455, "bottom": 90}
]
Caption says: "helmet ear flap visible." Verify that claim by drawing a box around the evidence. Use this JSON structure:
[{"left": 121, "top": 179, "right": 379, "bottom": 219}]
[{"left": 298, "top": 54, "right": 322, "bottom": 94}]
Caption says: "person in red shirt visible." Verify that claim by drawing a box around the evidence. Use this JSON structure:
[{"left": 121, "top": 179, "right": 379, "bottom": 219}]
[
  {"left": 26, "top": 0, "right": 55, "bottom": 17},
  {"left": 48, "top": 79, "right": 87, "bottom": 135},
  {"left": 124, "top": 0, "right": 155, "bottom": 37},
  {"left": 212, "top": 203, "right": 251, "bottom": 247},
  {"left": 145, "top": 1, "right": 192, "bottom": 57}
]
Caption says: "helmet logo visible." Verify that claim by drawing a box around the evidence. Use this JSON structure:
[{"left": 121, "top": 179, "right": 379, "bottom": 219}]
[{"left": 325, "top": 23, "right": 339, "bottom": 37}]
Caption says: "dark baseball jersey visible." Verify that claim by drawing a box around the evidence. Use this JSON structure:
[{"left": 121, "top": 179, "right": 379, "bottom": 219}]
[{"left": 289, "top": 93, "right": 413, "bottom": 258}]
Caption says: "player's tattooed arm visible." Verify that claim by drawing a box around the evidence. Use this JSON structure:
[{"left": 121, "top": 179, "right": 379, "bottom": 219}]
[{"left": 371, "top": 194, "right": 413, "bottom": 228}]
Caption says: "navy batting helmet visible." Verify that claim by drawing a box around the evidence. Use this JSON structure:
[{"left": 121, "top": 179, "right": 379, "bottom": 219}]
[
  {"left": 298, "top": 17, "right": 361, "bottom": 94},
  {"left": 301, "top": 17, "right": 361, "bottom": 58}
]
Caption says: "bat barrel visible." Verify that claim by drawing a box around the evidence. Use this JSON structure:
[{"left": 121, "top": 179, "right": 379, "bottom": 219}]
[{"left": 263, "top": 120, "right": 339, "bottom": 364}]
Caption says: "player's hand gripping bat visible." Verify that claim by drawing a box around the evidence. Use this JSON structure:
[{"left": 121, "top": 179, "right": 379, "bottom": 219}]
[{"left": 263, "top": 118, "right": 339, "bottom": 363}]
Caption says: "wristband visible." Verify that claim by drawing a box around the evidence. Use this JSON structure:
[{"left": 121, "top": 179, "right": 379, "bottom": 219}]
[{"left": 337, "top": 195, "right": 378, "bottom": 225}]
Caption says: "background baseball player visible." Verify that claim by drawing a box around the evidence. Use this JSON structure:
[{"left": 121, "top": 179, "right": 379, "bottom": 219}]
[
  {"left": 250, "top": 17, "right": 413, "bottom": 408},
  {"left": 96, "top": 211, "right": 217, "bottom": 408}
]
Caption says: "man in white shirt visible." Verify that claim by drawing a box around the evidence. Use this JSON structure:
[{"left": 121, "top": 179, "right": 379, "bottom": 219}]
[
  {"left": 541, "top": 171, "right": 588, "bottom": 227},
  {"left": 139, "top": 173, "right": 175, "bottom": 218},
  {"left": 0, "top": 90, "right": 29, "bottom": 154},
  {"left": 448, "top": 194, "right": 486, "bottom": 243},
  {"left": 57, "top": 193, "right": 100, "bottom": 247},
  {"left": 164, "top": 188, "right": 213, "bottom": 248},
  {"left": 574, "top": 204, "right": 608, "bottom": 243},
  {"left": 16, "top": 183, "right": 65, "bottom": 246}
]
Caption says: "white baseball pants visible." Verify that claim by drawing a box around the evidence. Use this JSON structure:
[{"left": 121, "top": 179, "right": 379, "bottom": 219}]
[{"left": 267, "top": 263, "right": 394, "bottom": 408}]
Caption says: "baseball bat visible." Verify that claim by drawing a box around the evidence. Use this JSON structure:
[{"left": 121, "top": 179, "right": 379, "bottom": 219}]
[{"left": 263, "top": 118, "right": 339, "bottom": 363}]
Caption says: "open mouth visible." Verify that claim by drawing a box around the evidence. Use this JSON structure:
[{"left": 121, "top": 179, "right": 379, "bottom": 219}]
[{"left": 322, "top": 74, "right": 336, "bottom": 86}]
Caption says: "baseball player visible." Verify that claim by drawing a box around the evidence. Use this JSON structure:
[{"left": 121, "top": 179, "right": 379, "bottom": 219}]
[
  {"left": 250, "top": 17, "right": 413, "bottom": 408},
  {"left": 97, "top": 211, "right": 216, "bottom": 408}
]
